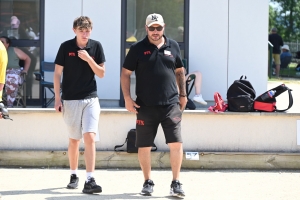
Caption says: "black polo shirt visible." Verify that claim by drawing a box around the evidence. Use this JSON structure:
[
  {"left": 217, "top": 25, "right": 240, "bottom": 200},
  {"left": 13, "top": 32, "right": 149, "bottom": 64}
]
[
  {"left": 123, "top": 35, "right": 184, "bottom": 106},
  {"left": 55, "top": 37, "right": 105, "bottom": 100},
  {"left": 269, "top": 33, "right": 283, "bottom": 54}
]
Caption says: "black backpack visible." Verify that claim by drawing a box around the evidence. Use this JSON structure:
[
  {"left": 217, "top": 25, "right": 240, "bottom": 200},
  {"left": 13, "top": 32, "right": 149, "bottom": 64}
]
[{"left": 227, "top": 75, "right": 256, "bottom": 112}]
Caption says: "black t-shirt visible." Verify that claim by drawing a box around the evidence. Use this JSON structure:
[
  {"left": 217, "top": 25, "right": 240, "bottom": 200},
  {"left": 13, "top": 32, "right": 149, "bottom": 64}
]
[
  {"left": 269, "top": 33, "right": 284, "bottom": 54},
  {"left": 123, "top": 35, "right": 184, "bottom": 106},
  {"left": 55, "top": 37, "right": 105, "bottom": 100}
]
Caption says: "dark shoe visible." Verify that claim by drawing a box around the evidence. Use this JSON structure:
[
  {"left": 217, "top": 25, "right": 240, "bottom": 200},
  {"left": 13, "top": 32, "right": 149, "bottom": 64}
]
[
  {"left": 170, "top": 180, "right": 185, "bottom": 198},
  {"left": 67, "top": 174, "right": 79, "bottom": 189},
  {"left": 82, "top": 177, "right": 102, "bottom": 194},
  {"left": 140, "top": 179, "right": 154, "bottom": 196}
]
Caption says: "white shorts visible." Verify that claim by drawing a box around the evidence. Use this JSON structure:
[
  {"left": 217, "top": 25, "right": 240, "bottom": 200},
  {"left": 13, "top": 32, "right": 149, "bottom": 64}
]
[{"left": 63, "top": 97, "right": 100, "bottom": 140}]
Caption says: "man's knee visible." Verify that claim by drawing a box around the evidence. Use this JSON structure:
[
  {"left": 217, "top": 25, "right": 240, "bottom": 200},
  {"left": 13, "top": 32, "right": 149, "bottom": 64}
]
[
  {"left": 69, "top": 138, "right": 80, "bottom": 145},
  {"left": 83, "top": 132, "right": 96, "bottom": 144},
  {"left": 168, "top": 142, "right": 182, "bottom": 150}
]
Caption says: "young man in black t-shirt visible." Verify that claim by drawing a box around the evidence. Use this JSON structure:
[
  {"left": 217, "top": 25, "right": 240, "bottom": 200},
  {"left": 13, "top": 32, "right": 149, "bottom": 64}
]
[
  {"left": 54, "top": 16, "right": 105, "bottom": 194},
  {"left": 121, "top": 13, "right": 187, "bottom": 198}
]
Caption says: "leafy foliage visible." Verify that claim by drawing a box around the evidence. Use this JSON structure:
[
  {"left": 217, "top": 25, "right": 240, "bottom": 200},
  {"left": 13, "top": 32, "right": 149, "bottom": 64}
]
[{"left": 270, "top": 0, "right": 300, "bottom": 42}]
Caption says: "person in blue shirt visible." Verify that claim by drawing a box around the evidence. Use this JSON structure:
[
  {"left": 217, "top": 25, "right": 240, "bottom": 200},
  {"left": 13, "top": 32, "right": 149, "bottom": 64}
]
[{"left": 280, "top": 44, "right": 292, "bottom": 68}]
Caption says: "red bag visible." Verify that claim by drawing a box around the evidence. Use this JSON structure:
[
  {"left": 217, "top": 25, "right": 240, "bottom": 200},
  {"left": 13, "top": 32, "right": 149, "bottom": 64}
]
[
  {"left": 253, "top": 84, "right": 293, "bottom": 112},
  {"left": 208, "top": 92, "right": 228, "bottom": 113}
]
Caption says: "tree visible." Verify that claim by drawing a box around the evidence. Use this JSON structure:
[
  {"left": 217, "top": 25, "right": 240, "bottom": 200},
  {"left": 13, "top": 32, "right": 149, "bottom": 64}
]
[
  {"left": 270, "top": 0, "right": 300, "bottom": 42},
  {"left": 269, "top": 5, "right": 276, "bottom": 31}
]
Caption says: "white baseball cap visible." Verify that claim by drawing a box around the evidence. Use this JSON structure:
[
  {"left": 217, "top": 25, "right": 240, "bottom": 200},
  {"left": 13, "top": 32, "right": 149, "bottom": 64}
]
[{"left": 145, "top": 13, "right": 164, "bottom": 27}]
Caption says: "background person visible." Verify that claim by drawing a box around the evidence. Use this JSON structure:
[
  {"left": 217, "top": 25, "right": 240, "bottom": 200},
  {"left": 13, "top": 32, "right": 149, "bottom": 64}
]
[
  {"left": 0, "top": 40, "right": 8, "bottom": 119},
  {"left": 185, "top": 70, "right": 207, "bottom": 105},
  {"left": 54, "top": 16, "right": 105, "bottom": 194},
  {"left": 0, "top": 36, "right": 30, "bottom": 107},
  {"left": 280, "top": 44, "right": 292, "bottom": 64},
  {"left": 121, "top": 13, "right": 186, "bottom": 198},
  {"left": 174, "top": 26, "right": 184, "bottom": 42},
  {"left": 272, "top": 44, "right": 292, "bottom": 75},
  {"left": 268, "top": 27, "right": 283, "bottom": 78}
]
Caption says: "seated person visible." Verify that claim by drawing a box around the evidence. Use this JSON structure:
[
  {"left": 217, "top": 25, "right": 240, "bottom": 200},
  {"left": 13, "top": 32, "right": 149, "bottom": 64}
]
[
  {"left": 280, "top": 44, "right": 292, "bottom": 68},
  {"left": 272, "top": 44, "right": 292, "bottom": 75},
  {"left": 185, "top": 70, "right": 207, "bottom": 105},
  {"left": 0, "top": 36, "right": 31, "bottom": 107}
]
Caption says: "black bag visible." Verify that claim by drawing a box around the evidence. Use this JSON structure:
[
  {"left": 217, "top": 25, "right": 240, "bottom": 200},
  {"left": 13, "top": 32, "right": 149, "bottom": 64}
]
[
  {"left": 185, "top": 98, "right": 196, "bottom": 110},
  {"left": 254, "top": 84, "right": 293, "bottom": 112},
  {"left": 114, "top": 129, "right": 157, "bottom": 153},
  {"left": 227, "top": 75, "right": 256, "bottom": 112}
]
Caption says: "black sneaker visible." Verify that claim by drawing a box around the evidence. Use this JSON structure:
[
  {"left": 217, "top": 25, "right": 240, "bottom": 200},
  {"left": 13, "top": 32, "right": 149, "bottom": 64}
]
[
  {"left": 82, "top": 177, "right": 102, "bottom": 194},
  {"left": 140, "top": 179, "right": 154, "bottom": 196},
  {"left": 67, "top": 174, "right": 79, "bottom": 189},
  {"left": 170, "top": 180, "right": 185, "bottom": 198}
]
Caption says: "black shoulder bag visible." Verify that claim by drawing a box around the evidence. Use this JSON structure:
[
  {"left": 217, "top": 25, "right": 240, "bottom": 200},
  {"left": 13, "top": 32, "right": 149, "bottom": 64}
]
[{"left": 114, "top": 129, "right": 157, "bottom": 153}]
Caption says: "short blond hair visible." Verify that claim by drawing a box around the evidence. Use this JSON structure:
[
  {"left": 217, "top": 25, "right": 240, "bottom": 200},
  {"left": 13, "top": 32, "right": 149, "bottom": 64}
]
[{"left": 73, "top": 16, "right": 93, "bottom": 30}]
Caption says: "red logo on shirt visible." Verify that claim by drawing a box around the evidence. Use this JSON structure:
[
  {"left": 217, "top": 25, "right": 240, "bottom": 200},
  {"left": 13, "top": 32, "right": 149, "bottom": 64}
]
[
  {"left": 68, "top": 52, "right": 76, "bottom": 56},
  {"left": 136, "top": 120, "right": 145, "bottom": 125},
  {"left": 144, "top": 51, "right": 151, "bottom": 55},
  {"left": 173, "top": 117, "right": 181, "bottom": 121}
]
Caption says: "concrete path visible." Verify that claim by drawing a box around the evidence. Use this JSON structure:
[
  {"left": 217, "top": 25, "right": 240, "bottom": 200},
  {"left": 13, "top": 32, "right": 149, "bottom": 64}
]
[{"left": 0, "top": 168, "right": 300, "bottom": 200}]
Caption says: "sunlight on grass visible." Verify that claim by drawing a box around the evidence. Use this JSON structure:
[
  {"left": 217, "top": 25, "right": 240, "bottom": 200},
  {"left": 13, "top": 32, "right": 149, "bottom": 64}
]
[{"left": 268, "top": 62, "right": 300, "bottom": 83}]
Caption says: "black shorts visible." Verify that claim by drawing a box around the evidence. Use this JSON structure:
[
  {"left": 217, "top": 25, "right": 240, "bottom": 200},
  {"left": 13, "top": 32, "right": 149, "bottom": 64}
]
[{"left": 136, "top": 103, "right": 182, "bottom": 147}]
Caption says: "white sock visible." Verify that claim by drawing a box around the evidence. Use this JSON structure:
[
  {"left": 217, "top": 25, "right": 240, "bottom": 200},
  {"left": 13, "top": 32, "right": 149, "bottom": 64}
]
[
  {"left": 86, "top": 172, "right": 94, "bottom": 182},
  {"left": 70, "top": 169, "right": 77, "bottom": 175}
]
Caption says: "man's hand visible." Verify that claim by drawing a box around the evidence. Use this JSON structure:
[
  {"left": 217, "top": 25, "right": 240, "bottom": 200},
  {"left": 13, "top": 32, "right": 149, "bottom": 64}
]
[
  {"left": 179, "top": 96, "right": 188, "bottom": 111},
  {"left": 125, "top": 98, "right": 140, "bottom": 114},
  {"left": 54, "top": 99, "right": 62, "bottom": 112},
  {"left": 78, "top": 50, "right": 91, "bottom": 62}
]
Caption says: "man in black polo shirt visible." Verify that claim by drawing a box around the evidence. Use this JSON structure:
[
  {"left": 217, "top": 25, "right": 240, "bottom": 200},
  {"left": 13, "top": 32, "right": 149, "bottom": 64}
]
[
  {"left": 269, "top": 27, "right": 283, "bottom": 78},
  {"left": 121, "top": 13, "right": 187, "bottom": 197},
  {"left": 54, "top": 16, "right": 105, "bottom": 194}
]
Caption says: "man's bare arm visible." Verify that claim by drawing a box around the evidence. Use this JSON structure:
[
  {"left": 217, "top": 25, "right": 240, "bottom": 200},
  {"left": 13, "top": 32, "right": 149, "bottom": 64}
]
[
  {"left": 175, "top": 67, "right": 187, "bottom": 111},
  {"left": 121, "top": 68, "right": 140, "bottom": 113},
  {"left": 54, "top": 64, "right": 63, "bottom": 111}
]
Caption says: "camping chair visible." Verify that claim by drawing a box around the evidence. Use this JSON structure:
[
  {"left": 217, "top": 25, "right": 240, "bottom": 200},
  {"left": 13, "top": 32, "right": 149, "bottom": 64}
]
[{"left": 34, "top": 61, "right": 56, "bottom": 108}]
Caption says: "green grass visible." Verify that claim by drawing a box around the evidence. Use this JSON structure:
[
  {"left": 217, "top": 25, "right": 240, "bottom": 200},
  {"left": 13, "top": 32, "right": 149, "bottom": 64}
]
[{"left": 279, "top": 62, "right": 300, "bottom": 78}]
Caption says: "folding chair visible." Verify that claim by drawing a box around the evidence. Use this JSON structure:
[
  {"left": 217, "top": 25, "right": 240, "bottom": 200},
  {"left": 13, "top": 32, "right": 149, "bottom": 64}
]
[
  {"left": 182, "top": 59, "right": 197, "bottom": 110},
  {"left": 2, "top": 73, "right": 26, "bottom": 108},
  {"left": 15, "top": 73, "right": 26, "bottom": 107},
  {"left": 34, "top": 61, "right": 56, "bottom": 108},
  {"left": 182, "top": 59, "right": 195, "bottom": 97}
]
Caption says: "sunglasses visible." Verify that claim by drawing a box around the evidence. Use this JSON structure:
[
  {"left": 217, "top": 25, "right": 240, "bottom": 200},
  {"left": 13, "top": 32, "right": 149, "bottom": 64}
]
[{"left": 148, "top": 26, "right": 163, "bottom": 31}]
